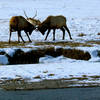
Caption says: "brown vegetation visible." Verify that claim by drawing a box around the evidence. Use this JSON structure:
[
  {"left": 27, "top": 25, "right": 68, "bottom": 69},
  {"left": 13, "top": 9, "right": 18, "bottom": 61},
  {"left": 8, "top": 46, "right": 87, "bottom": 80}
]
[
  {"left": 78, "top": 33, "right": 86, "bottom": 37},
  {"left": 63, "top": 49, "right": 91, "bottom": 60},
  {"left": 35, "top": 41, "right": 92, "bottom": 47},
  {"left": 8, "top": 49, "right": 40, "bottom": 64},
  {"left": 6, "top": 48, "right": 91, "bottom": 65}
]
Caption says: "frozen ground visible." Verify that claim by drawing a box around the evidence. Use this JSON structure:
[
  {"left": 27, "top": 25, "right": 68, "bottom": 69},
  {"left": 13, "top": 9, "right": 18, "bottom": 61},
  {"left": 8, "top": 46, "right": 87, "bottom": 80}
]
[{"left": 0, "top": 0, "right": 100, "bottom": 89}]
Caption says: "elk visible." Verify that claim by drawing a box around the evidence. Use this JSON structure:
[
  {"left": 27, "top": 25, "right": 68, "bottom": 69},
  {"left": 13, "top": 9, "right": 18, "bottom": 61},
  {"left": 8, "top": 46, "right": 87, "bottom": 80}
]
[
  {"left": 9, "top": 16, "right": 35, "bottom": 43},
  {"left": 37, "top": 15, "right": 72, "bottom": 41},
  {"left": 24, "top": 10, "right": 41, "bottom": 26}
]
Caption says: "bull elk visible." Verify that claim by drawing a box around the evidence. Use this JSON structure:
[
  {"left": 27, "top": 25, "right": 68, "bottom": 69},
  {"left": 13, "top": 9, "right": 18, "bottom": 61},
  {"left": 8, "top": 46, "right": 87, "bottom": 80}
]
[
  {"left": 38, "top": 15, "right": 72, "bottom": 41},
  {"left": 9, "top": 16, "right": 35, "bottom": 43},
  {"left": 24, "top": 10, "right": 41, "bottom": 26}
]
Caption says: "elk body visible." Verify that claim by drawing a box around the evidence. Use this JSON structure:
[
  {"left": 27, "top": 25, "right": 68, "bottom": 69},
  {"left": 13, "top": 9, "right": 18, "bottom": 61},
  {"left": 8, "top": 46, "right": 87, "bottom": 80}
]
[
  {"left": 38, "top": 15, "right": 72, "bottom": 40},
  {"left": 9, "top": 16, "right": 35, "bottom": 43}
]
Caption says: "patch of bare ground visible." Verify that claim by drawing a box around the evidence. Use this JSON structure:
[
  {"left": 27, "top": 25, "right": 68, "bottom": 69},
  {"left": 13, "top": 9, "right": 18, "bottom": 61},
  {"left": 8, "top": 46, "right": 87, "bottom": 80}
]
[
  {"left": 0, "top": 41, "right": 25, "bottom": 48},
  {"left": 86, "top": 40, "right": 100, "bottom": 45},
  {"left": 35, "top": 41, "right": 92, "bottom": 47},
  {"left": 0, "top": 40, "right": 93, "bottom": 48},
  {"left": 1, "top": 75, "right": 100, "bottom": 90},
  {"left": 77, "top": 33, "right": 86, "bottom": 37}
]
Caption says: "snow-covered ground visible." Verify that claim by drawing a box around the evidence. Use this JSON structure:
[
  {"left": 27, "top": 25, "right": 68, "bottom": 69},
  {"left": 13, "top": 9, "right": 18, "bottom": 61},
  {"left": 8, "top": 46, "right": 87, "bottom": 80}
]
[
  {"left": 1, "top": 0, "right": 100, "bottom": 42},
  {"left": 0, "top": 60, "right": 100, "bottom": 82},
  {"left": 0, "top": 0, "right": 100, "bottom": 88}
]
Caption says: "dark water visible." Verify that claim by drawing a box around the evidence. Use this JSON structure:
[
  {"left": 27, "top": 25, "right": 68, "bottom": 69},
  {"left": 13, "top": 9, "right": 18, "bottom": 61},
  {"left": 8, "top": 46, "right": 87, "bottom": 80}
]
[{"left": 0, "top": 87, "right": 100, "bottom": 100}]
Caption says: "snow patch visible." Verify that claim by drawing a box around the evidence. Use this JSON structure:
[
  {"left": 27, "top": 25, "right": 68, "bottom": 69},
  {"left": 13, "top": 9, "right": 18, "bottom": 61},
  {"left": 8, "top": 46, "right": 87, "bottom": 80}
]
[{"left": 0, "top": 55, "right": 8, "bottom": 65}]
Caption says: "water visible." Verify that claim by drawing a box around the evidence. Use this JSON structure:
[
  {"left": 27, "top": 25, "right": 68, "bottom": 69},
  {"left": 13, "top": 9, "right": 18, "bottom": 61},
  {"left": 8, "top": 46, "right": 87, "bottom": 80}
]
[{"left": 0, "top": 87, "right": 100, "bottom": 100}]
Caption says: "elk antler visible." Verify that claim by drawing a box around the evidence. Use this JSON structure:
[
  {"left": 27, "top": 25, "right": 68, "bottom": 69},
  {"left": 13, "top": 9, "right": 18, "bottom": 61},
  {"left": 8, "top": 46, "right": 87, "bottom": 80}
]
[
  {"left": 23, "top": 10, "right": 28, "bottom": 19},
  {"left": 33, "top": 10, "right": 37, "bottom": 18}
]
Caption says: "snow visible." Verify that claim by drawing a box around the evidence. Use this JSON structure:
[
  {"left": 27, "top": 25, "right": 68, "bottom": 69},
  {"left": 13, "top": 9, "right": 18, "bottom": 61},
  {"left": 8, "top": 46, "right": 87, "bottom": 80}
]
[
  {"left": 3, "top": 48, "right": 16, "bottom": 57},
  {"left": 0, "top": 55, "right": 8, "bottom": 65},
  {"left": 1, "top": 60, "right": 100, "bottom": 82},
  {"left": 0, "top": 0, "right": 100, "bottom": 86}
]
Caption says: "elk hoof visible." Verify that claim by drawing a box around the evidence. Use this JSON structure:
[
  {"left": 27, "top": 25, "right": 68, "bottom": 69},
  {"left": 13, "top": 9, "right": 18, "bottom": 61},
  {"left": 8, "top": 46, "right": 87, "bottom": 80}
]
[
  {"left": 70, "top": 37, "right": 73, "bottom": 40},
  {"left": 29, "top": 40, "right": 32, "bottom": 43}
]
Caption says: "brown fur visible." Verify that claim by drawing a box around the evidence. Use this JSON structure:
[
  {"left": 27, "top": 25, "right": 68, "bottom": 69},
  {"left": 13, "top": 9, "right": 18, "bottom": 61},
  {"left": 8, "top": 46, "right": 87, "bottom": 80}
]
[
  {"left": 23, "top": 10, "right": 41, "bottom": 26},
  {"left": 27, "top": 18, "right": 41, "bottom": 26},
  {"left": 9, "top": 16, "right": 35, "bottom": 43},
  {"left": 38, "top": 15, "right": 72, "bottom": 41}
]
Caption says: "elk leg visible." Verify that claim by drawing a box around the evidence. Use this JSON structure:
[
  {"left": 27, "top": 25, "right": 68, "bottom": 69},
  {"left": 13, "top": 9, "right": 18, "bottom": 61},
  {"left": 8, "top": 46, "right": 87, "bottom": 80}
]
[
  {"left": 53, "top": 29, "right": 56, "bottom": 41},
  {"left": 25, "top": 32, "right": 32, "bottom": 42},
  {"left": 64, "top": 26, "right": 72, "bottom": 39},
  {"left": 18, "top": 31, "right": 25, "bottom": 43},
  {"left": 9, "top": 31, "right": 12, "bottom": 43},
  {"left": 60, "top": 28, "right": 65, "bottom": 40},
  {"left": 45, "top": 29, "right": 51, "bottom": 40}
]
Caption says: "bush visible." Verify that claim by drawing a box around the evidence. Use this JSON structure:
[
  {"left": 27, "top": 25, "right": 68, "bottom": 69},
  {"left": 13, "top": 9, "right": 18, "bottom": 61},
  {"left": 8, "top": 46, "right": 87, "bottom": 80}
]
[
  {"left": 63, "top": 49, "right": 91, "bottom": 60},
  {"left": 44, "top": 47, "right": 55, "bottom": 57},
  {"left": 8, "top": 49, "right": 40, "bottom": 64}
]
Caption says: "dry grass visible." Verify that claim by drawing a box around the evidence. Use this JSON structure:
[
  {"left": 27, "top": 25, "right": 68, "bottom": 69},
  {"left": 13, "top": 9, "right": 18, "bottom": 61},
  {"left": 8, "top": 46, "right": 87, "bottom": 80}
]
[
  {"left": 63, "top": 49, "right": 91, "bottom": 60},
  {"left": 0, "top": 41, "right": 25, "bottom": 48},
  {"left": 0, "top": 41, "right": 93, "bottom": 48},
  {"left": 35, "top": 41, "right": 92, "bottom": 47},
  {"left": 89, "top": 75, "right": 100, "bottom": 78},
  {"left": 78, "top": 33, "right": 86, "bottom": 37},
  {"left": 48, "top": 74, "right": 55, "bottom": 76},
  {"left": 86, "top": 40, "right": 100, "bottom": 45},
  {"left": 43, "top": 71, "right": 48, "bottom": 73},
  {"left": 34, "top": 75, "right": 41, "bottom": 79},
  {"left": 70, "top": 77, "right": 88, "bottom": 80}
]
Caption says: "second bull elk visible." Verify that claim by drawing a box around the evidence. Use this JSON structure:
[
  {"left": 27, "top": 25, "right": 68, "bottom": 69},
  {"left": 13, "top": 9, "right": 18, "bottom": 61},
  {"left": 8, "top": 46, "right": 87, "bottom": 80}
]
[
  {"left": 9, "top": 16, "right": 35, "bottom": 43},
  {"left": 38, "top": 15, "right": 72, "bottom": 41}
]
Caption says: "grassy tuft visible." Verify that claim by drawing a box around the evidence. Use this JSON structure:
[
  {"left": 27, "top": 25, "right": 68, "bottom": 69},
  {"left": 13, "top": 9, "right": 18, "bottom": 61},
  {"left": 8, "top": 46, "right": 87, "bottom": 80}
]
[
  {"left": 70, "top": 77, "right": 88, "bottom": 80},
  {"left": 86, "top": 40, "right": 100, "bottom": 45},
  {"left": 48, "top": 74, "right": 55, "bottom": 76},
  {"left": 89, "top": 75, "right": 100, "bottom": 78},
  {"left": 34, "top": 75, "right": 41, "bottom": 79},
  {"left": 0, "top": 41, "right": 25, "bottom": 48},
  {"left": 78, "top": 33, "right": 86, "bottom": 37}
]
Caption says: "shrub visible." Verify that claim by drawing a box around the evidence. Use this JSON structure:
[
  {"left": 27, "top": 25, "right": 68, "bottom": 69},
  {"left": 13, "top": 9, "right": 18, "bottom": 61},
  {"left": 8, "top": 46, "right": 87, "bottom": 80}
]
[
  {"left": 63, "top": 49, "right": 91, "bottom": 60},
  {"left": 44, "top": 47, "right": 55, "bottom": 57},
  {"left": 8, "top": 49, "right": 40, "bottom": 64},
  {"left": 97, "top": 33, "right": 100, "bottom": 35}
]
